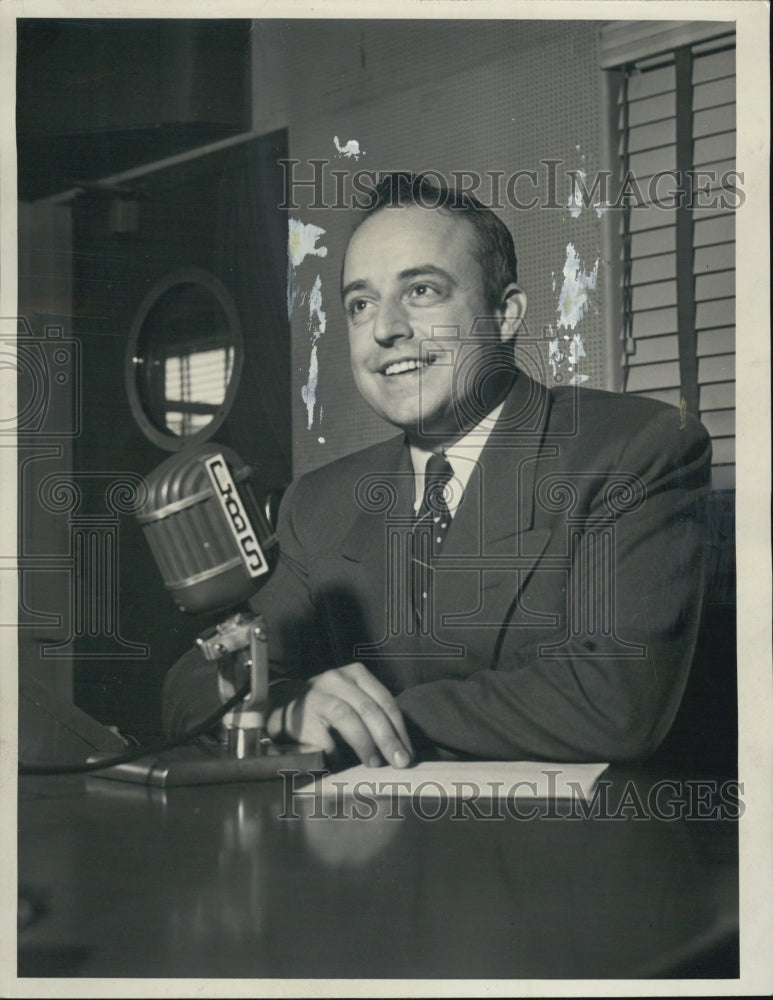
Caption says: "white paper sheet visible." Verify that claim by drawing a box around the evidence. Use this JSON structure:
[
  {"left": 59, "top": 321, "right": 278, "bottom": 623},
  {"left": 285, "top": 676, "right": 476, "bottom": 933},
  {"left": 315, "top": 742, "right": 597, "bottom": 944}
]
[{"left": 305, "top": 760, "right": 609, "bottom": 803}]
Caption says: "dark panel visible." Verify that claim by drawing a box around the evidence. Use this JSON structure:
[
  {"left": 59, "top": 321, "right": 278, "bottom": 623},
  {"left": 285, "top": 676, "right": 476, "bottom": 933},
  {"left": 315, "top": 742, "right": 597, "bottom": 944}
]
[
  {"left": 68, "top": 133, "right": 290, "bottom": 739},
  {"left": 17, "top": 18, "right": 251, "bottom": 199}
]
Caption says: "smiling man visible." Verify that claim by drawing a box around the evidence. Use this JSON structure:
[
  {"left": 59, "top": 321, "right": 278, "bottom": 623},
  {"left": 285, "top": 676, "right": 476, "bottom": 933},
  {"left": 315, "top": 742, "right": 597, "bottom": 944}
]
[
  {"left": 341, "top": 196, "right": 525, "bottom": 447},
  {"left": 164, "top": 173, "right": 712, "bottom": 768}
]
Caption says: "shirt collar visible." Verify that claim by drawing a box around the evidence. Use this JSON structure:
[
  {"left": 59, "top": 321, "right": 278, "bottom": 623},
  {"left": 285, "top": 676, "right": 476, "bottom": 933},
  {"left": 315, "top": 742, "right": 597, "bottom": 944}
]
[{"left": 409, "top": 401, "right": 505, "bottom": 513}]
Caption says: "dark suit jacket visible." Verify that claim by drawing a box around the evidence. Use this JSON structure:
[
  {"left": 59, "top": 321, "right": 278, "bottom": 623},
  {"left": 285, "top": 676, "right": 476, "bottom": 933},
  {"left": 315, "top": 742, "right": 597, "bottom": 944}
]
[{"left": 164, "top": 374, "right": 712, "bottom": 762}]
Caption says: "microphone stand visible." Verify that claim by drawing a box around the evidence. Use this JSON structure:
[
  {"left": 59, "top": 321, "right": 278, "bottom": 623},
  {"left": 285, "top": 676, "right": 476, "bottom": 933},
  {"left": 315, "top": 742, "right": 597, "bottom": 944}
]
[
  {"left": 90, "top": 612, "right": 324, "bottom": 787},
  {"left": 87, "top": 443, "right": 324, "bottom": 787},
  {"left": 199, "top": 611, "right": 272, "bottom": 758}
]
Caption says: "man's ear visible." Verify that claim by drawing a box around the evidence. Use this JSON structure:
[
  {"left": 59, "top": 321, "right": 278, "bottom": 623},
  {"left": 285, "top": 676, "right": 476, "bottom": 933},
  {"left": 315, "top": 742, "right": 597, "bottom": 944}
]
[{"left": 497, "top": 284, "right": 527, "bottom": 344}]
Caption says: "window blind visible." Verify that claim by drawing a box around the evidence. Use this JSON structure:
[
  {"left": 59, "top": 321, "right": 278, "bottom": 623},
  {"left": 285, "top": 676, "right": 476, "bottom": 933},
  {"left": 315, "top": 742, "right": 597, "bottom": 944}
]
[
  {"left": 615, "top": 36, "right": 736, "bottom": 491},
  {"left": 164, "top": 344, "right": 235, "bottom": 437}
]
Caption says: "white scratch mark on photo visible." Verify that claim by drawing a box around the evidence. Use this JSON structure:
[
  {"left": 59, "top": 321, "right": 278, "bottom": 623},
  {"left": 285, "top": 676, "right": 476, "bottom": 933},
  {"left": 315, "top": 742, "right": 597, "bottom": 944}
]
[
  {"left": 288, "top": 218, "right": 328, "bottom": 268},
  {"left": 301, "top": 275, "right": 327, "bottom": 430},
  {"left": 333, "top": 135, "right": 365, "bottom": 160},
  {"left": 287, "top": 218, "right": 328, "bottom": 321},
  {"left": 557, "top": 242, "right": 599, "bottom": 330}
]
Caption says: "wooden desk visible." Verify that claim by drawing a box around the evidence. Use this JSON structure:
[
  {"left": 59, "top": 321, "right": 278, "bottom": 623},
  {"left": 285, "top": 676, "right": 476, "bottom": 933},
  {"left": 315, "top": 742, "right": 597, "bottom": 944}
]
[{"left": 18, "top": 765, "right": 738, "bottom": 980}]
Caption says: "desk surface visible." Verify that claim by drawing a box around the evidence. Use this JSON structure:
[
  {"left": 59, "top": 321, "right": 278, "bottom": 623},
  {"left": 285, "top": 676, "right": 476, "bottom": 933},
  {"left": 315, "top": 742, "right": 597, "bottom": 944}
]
[{"left": 17, "top": 764, "right": 739, "bottom": 981}]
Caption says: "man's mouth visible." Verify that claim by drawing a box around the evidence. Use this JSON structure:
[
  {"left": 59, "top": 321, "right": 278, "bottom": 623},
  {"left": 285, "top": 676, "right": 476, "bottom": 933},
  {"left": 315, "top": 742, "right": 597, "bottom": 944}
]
[{"left": 382, "top": 357, "right": 434, "bottom": 376}]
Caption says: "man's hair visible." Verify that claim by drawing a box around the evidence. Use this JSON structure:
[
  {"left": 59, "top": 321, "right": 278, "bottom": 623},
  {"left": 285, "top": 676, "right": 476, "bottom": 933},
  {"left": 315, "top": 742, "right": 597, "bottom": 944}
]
[{"left": 357, "top": 172, "right": 519, "bottom": 310}]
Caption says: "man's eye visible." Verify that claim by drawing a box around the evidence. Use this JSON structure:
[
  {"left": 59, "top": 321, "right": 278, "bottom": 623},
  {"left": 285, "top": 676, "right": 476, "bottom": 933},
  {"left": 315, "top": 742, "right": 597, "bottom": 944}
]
[
  {"left": 347, "top": 299, "right": 372, "bottom": 321},
  {"left": 408, "top": 283, "right": 440, "bottom": 302}
]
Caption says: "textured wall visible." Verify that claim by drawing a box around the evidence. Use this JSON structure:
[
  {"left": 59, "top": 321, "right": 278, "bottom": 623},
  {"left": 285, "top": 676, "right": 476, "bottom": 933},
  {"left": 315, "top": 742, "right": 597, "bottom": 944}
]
[{"left": 272, "top": 20, "right": 608, "bottom": 476}]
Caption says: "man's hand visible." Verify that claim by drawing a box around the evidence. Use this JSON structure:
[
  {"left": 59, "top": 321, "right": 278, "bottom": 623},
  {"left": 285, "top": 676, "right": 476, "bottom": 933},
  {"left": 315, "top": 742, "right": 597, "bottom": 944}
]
[{"left": 267, "top": 662, "right": 414, "bottom": 767}]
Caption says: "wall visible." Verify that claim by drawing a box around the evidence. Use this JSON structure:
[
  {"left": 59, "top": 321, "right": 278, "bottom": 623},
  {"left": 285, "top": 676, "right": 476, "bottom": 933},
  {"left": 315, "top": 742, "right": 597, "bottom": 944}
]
[
  {"left": 16, "top": 201, "right": 75, "bottom": 701},
  {"left": 259, "top": 19, "right": 610, "bottom": 476},
  {"left": 17, "top": 18, "right": 251, "bottom": 136}
]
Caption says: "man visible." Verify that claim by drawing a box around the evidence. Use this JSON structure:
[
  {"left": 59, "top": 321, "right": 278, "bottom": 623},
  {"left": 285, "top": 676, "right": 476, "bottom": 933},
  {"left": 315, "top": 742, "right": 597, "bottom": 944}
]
[{"left": 164, "top": 173, "right": 711, "bottom": 768}]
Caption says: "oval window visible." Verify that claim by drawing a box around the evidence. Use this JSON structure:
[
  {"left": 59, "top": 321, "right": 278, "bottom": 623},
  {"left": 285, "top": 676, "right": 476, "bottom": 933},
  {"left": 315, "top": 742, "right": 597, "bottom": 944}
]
[{"left": 126, "top": 268, "right": 243, "bottom": 450}]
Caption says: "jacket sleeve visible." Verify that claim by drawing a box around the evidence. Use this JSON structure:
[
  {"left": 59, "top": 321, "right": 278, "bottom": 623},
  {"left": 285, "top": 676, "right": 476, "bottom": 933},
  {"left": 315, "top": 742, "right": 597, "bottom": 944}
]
[{"left": 395, "top": 410, "right": 713, "bottom": 762}]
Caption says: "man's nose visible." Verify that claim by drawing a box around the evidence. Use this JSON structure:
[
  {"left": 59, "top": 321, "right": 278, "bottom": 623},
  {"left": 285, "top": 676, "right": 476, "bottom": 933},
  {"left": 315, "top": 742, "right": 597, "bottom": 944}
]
[{"left": 373, "top": 298, "right": 413, "bottom": 345}]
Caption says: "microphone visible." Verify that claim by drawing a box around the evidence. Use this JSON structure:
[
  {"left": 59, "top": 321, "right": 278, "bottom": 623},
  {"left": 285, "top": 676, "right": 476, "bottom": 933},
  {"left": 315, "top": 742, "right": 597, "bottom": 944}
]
[
  {"left": 136, "top": 443, "right": 277, "bottom": 615},
  {"left": 89, "top": 443, "right": 324, "bottom": 787}
]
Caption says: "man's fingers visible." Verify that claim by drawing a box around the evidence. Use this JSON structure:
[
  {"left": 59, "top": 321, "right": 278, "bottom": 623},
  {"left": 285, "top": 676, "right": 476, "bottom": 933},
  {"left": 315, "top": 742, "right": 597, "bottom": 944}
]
[
  {"left": 345, "top": 665, "right": 414, "bottom": 756},
  {"left": 313, "top": 685, "right": 410, "bottom": 767},
  {"left": 298, "top": 665, "right": 414, "bottom": 766},
  {"left": 316, "top": 693, "right": 382, "bottom": 766},
  {"left": 328, "top": 677, "right": 412, "bottom": 766},
  {"left": 283, "top": 698, "right": 337, "bottom": 754},
  {"left": 351, "top": 696, "right": 411, "bottom": 766}
]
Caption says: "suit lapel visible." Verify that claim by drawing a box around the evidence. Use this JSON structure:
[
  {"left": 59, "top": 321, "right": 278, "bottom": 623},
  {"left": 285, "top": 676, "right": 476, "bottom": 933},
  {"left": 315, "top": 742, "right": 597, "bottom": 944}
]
[
  {"left": 433, "top": 375, "right": 555, "bottom": 635},
  {"left": 334, "top": 375, "right": 557, "bottom": 666},
  {"left": 340, "top": 434, "right": 414, "bottom": 565},
  {"left": 336, "top": 436, "right": 419, "bottom": 662}
]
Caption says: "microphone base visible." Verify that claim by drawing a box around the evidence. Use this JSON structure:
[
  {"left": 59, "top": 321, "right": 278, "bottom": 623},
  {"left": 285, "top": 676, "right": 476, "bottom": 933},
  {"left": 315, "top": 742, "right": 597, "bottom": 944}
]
[{"left": 87, "top": 740, "right": 325, "bottom": 788}]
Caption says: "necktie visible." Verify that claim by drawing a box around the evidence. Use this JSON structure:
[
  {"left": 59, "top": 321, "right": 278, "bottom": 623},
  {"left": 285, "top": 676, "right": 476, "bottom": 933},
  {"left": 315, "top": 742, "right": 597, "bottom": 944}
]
[
  {"left": 412, "top": 454, "right": 454, "bottom": 630},
  {"left": 416, "top": 453, "right": 454, "bottom": 542}
]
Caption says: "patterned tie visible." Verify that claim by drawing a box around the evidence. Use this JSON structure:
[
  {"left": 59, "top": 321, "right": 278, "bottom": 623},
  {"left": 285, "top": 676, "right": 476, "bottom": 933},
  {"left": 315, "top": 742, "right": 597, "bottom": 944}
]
[{"left": 412, "top": 454, "right": 454, "bottom": 630}]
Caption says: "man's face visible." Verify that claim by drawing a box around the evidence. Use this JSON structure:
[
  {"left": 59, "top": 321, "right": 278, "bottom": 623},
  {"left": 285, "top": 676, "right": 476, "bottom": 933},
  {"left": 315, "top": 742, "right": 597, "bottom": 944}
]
[{"left": 341, "top": 206, "right": 512, "bottom": 444}]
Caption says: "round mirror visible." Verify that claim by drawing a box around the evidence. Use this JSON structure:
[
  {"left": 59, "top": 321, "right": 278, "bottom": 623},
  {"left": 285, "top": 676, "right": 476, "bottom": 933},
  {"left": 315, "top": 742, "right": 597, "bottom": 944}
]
[{"left": 126, "top": 268, "right": 243, "bottom": 450}]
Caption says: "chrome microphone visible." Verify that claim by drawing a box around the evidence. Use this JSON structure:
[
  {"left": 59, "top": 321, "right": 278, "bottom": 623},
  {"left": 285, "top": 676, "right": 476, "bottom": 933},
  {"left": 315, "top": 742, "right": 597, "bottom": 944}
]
[
  {"left": 91, "top": 447, "right": 324, "bottom": 785},
  {"left": 136, "top": 443, "right": 277, "bottom": 614},
  {"left": 136, "top": 443, "right": 279, "bottom": 756}
]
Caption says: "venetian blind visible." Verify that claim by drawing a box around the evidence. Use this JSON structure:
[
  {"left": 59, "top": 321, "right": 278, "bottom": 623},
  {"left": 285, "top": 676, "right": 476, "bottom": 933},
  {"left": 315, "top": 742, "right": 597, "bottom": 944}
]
[
  {"left": 613, "top": 33, "right": 736, "bottom": 491},
  {"left": 164, "top": 344, "right": 235, "bottom": 437}
]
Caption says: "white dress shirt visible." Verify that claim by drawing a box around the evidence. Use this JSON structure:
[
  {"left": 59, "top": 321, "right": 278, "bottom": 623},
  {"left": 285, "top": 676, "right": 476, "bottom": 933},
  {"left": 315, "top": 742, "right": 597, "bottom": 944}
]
[{"left": 409, "top": 401, "right": 505, "bottom": 516}]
